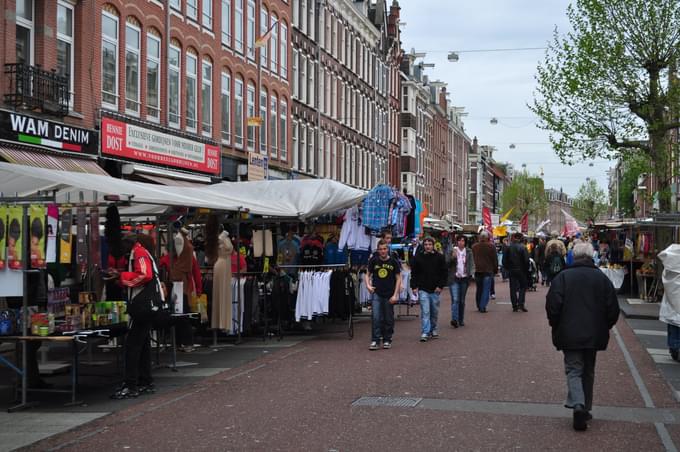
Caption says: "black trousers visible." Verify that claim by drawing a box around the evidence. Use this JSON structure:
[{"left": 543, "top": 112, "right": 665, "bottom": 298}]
[
  {"left": 509, "top": 271, "right": 527, "bottom": 308},
  {"left": 174, "top": 293, "right": 194, "bottom": 347},
  {"left": 124, "top": 316, "right": 153, "bottom": 388}
]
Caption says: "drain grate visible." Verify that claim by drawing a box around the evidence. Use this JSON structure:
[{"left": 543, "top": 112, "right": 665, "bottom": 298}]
[{"left": 351, "top": 396, "right": 422, "bottom": 408}]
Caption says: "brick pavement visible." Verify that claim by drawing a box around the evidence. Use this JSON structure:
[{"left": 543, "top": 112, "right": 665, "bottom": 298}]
[{"left": 18, "top": 277, "right": 680, "bottom": 451}]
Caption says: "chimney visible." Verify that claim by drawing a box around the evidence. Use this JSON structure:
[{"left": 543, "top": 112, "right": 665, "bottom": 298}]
[
  {"left": 439, "top": 86, "right": 447, "bottom": 109},
  {"left": 388, "top": 0, "right": 400, "bottom": 38}
]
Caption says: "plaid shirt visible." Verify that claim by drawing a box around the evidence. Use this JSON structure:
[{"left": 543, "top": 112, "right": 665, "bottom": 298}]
[{"left": 362, "top": 185, "right": 395, "bottom": 232}]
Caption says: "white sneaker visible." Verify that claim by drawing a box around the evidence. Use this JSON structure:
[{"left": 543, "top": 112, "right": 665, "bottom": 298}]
[
  {"left": 420, "top": 334, "right": 428, "bottom": 342},
  {"left": 369, "top": 341, "right": 379, "bottom": 350},
  {"left": 491, "top": 294, "right": 496, "bottom": 299},
  {"left": 431, "top": 331, "right": 439, "bottom": 339},
  {"left": 383, "top": 341, "right": 392, "bottom": 349}
]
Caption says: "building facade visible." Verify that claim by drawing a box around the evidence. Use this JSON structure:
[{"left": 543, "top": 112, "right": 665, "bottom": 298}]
[
  {"left": 448, "top": 107, "right": 470, "bottom": 223},
  {"left": 467, "top": 139, "right": 495, "bottom": 224},
  {"left": 545, "top": 187, "right": 573, "bottom": 235}
]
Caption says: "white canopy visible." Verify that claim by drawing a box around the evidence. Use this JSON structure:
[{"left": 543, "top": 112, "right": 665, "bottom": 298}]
[{"left": 0, "top": 162, "right": 366, "bottom": 219}]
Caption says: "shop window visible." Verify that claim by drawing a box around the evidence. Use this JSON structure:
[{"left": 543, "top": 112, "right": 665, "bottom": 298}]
[
  {"left": 125, "top": 22, "right": 141, "bottom": 116},
  {"left": 202, "top": 59, "right": 213, "bottom": 136},
  {"left": 186, "top": 52, "right": 198, "bottom": 132},
  {"left": 221, "top": 71, "right": 231, "bottom": 143},
  {"left": 168, "top": 44, "right": 181, "bottom": 127},
  {"left": 101, "top": 11, "right": 119, "bottom": 108},
  {"left": 234, "top": 77, "right": 244, "bottom": 148}
]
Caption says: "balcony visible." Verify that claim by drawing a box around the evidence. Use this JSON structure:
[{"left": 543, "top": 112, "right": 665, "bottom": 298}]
[{"left": 4, "top": 63, "right": 69, "bottom": 116}]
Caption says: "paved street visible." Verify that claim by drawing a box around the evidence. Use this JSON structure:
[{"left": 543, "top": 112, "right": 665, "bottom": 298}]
[{"left": 10, "top": 278, "right": 680, "bottom": 451}]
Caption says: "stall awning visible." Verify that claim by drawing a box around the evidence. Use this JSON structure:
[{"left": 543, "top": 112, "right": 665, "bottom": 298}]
[
  {"left": 0, "top": 145, "right": 107, "bottom": 175},
  {"left": 122, "top": 163, "right": 212, "bottom": 186}
]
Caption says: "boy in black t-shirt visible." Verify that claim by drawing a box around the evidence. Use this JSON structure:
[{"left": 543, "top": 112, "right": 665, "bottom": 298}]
[{"left": 365, "top": 239, "right": 402, "bottom": 350}]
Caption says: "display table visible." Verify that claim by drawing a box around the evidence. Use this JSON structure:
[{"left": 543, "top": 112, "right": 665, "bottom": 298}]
[{"left": 600, "top": 267, "right": 626, "bottom": 290}]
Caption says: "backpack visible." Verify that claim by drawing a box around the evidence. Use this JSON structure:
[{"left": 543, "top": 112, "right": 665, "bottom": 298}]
[
  {"left": 127, "top": 250, "right": 170, "bottom": 325},
  {"left": 547, "top": 253, "right": 564, "bottom": 276}
]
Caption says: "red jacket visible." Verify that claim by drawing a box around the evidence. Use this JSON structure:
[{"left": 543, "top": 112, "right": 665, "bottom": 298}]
[{"left": 120, "top": 243, "right": 153, "bottom": 288}]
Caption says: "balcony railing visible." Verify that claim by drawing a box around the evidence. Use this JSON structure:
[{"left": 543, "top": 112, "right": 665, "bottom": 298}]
[{"left": 4, "top": 63, "right": 69, "bottom": 116}]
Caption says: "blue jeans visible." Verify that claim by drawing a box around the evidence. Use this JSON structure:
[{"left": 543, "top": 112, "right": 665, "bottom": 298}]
[
  {"left": 371, "top": 295, "right": 394, "bottom": 342},
  {"left": 419, "top": 290, "right": 440, "bottom": 335},
  {"left": 475, "top": 273, "right": 493, "bottom": 311},
  {"left": 449, "top": 278, "right": 469, "bottom": 324}
]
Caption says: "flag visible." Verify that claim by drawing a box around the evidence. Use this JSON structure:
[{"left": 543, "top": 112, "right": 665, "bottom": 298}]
[
  {"left": 255, "top": 20, "right": 278, "bottom": 48},
  {"left": 520, "top": 212, "right": 528, "bottom": 233},
  {"left": 500, "top": 207, "right": 514, "bottom": 224},
  {"left": 482, "top": 207, "right": 493, "bottom": 234},
  {"left": 561, "top": 209, "right": 580, "bottom": 237},
  {"left": 535, "top": 219, "right": 551, "bottom": 233}
]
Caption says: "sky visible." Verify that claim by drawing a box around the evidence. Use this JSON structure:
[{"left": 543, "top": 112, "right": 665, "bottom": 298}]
[{"left": 398, "top": 0, "right": 611, "bottom": 198}]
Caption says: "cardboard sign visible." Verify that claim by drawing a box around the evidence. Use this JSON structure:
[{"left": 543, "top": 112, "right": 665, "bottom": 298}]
[
  {"left": 29, "top": 204, "right": 46, "bottom": 269},
  {"left": 7, "top": 206, "right": 23, "bottom": 271}
]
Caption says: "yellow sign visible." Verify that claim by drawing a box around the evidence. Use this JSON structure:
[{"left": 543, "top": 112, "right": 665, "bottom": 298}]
[{"left": 247, "top": 116, "right": 263, "bottom": 127}]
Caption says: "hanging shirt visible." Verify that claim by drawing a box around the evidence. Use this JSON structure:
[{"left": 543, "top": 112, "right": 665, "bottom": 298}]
[
  {"left": 339, "top": 206, "right": 371, "bottom": 251},
  {"left": 362, "top": 185, "right": 395, "bottom": 232}
]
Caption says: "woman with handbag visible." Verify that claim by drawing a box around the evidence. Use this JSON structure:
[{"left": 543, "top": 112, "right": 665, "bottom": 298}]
[{"left": 106, "top": 234, "right": 161, "bottom": 399}]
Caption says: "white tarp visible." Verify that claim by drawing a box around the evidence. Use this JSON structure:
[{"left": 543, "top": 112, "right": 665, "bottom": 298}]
[
  {"left": 659, "top": 244, "right": 680, "bottom": 326},
  {"left": 0, "top": 162, "right": 366, "bottom": 219}
]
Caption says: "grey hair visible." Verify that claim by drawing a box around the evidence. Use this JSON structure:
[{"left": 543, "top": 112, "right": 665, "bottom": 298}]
[
  {"left": 572, "top": 241, "right": 594, "bottom": 260},
  {"left": 479, "top": 230, "right": 491, "bottom": 240}
]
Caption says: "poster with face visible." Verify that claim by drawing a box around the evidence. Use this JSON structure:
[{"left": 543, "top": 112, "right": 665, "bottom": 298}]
[
  {"left": 0, "top": 205, "right": 6, "bottom": 270},
  {"left": 7, "top": 206, "right": 23, "bottom": 271},
  {"left": 46, "top": 205, "right": 58, "bottom": 264},
  {"left": 29, "top": 205, "right": 47, "bottom": 269},
  {"left": 59, "top": 208, "right": 73, "bottom": 264}
]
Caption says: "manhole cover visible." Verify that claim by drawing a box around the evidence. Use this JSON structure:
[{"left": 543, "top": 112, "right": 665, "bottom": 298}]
[{"left": 351, "top": 396, "right": 422, "bottom": 408}]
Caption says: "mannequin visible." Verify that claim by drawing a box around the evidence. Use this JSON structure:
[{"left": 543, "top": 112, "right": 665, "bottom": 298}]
[
  {"left": 169, "top": 228, "right": 195, "bottom": 351},
  {"left": 212, "top": 230, "right": 234, "bottom": 330}
]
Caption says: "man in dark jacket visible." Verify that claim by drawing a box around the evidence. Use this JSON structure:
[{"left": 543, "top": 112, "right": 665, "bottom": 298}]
[
  {"left": 546, "top": 241, "right": 620, "bottom": 431},
  {"left": 411, "top": 236, "right": 448, "bottom": 341},
  {"left": 503, "top": 232, "right": 530, "bottom": 312}
]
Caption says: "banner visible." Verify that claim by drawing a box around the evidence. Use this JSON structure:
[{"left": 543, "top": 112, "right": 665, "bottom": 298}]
[
  {"left": 59, "top": 208, "right": 73, "bottom": 264},
  {"left": 500, "top": 207, "right": 514, "bottom": 224},
  {"left": 46, "top": 205, "right": 58, "bottom": 263},
  {"left": 89, "top": 208, "right": 101, "bottom": 270},
  {"left": 7, "top": 206, "right": 23, "bottom": 270},
  {"left": 535, "top": 219, "right": 551, "bottom": 233},
  {"left": 520, "top": 212, "right": 529, "bottom": 234},
  {"left": 0, "top": 205, "right": 6, "bottom": 270},
  {"left": 29, "top": 204, "right": 47, "bottom": 269},
  {"left": 482, "top": 207, "right": 493, "bottom": 234},
  {"left": 561, "top": 209, "right": 580, "bottom": 237}
]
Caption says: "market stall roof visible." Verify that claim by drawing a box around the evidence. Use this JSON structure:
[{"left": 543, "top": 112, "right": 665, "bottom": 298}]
[
  {"left": 201, "top": 178, "right": 366, "bottom": 219},
  {"left": 0, "top": 162, "right": 240, "bottom": 212}
]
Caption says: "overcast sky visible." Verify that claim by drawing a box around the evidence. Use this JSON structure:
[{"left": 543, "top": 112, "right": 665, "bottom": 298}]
[{"left": 398, "top": 0, "right": 611, "bottom": 198}]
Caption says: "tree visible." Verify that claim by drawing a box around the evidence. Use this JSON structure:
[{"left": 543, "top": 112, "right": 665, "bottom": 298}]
[
  {"left": 572, "top": 179, "right": 607, "bottom": 223},
  {"left": 531, "top": 0, "right": 680, "bottom": 212},
  {"left": 617, "top": 154, "right": 651, "bottom": 217},
  {"left": 500, "top": 172, "right": 548, "bottom": 226}
]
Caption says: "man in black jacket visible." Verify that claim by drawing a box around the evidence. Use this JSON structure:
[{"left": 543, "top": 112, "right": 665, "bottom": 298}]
[
  {"left": 411, "top": 237, "right": 448, "bottom": 342},
  {"left": 546, "top": 241, "right": 620, "bottom": 431},
  {"left": 503, "top": 232, "right": 530, "bottom": 312}
]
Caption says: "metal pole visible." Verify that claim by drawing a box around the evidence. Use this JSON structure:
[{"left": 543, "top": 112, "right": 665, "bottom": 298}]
[{"left": 236, "top": 208, "right": 242, "bottom": 344}]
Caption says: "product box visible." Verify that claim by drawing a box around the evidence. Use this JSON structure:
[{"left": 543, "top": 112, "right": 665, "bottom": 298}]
[{"left": 79, "top": 292, "right": 96, "bottom": 304}]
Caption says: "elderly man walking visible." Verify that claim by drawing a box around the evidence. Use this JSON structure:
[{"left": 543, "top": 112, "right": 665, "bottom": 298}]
[
  {"left": 546, "top": 242, "right": 620, "bottom": 431},
  {"left": 471, "top": 231, "right": 498, "bottom": 313}
]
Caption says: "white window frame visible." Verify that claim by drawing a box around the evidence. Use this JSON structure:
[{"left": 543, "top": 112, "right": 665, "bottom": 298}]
[
  {"left": 270, "top": 93, "right": 277, "bottom": 158},
  {"left": 187, "top": 0, "right": 198, "bottom": 20},
  {"left": 202, "top": 0, "right": 213, "bottom": 29},
  {"left": 101, "top": 11, "right": 119, "bottom": 109},
  {"left": 170, "top": 0, "right": 181, "bottom": 10},
  {"left": 235, "top": 0, "right": 244, "bottom": 53},
  {"left": 270, "top": 13, "right": 278, "bottom": 73},
  {"left": 168, "top": 44, "right": 181, "bottom": 127},
  {"left": 124, "top": 22, "right": 141, "bottom": 116},
  {"left": 280, "top": 23, "right": 288, "bottom": 79},
  {"left": 318, "top": 130, "right": 324, "bottom": 178},
  {"left": 234, "top": 76, "right": 244, "bottom": 148},
  {"left": 292, "top": 0, "right": 299, "bottom": 28},
  {"left": 16, "top": 0, "right": 35, "bottom": 66},
  {"left": 307, "top": 127, "right": 314, "bottom": 174},
  {"left": 308, "top": 58, "right": 315, "bottom": 108},
  {"left": 247, "top": 81, "right": 255, "bottom": 150},
  {"left": 260, "top": 7, "right": 269, "bottom": 67},
  {"left": 292, "top": 49, "right": 298, "bottom": 98},
  {"left": 292, "top": 120, "right": 298, "bottom": 169},
  {"left": 221, "top": 71, "right": 231, "bottom": 144},
  {"left": 246, "top": 0, "right": 255, "bottom": 60},
  {"left": 201, "top": 58, "right": 213, "bottom": 136},
  {"left": 145, "top": 33, "right": 161, "bottom": 122},
  {"left": 299, "top": 123, "right": 306, "bottom": 172},
  {"left": 221, "top": 0, "right": 232, "bottom": 47},
  {"left": 57, "top": 1, "right": 74, "bottom": 108},
  {"left": 186, "top": 52, "right": 198, "bottom": 132},
  {"left": 279, "top": 99, "right": 287, "bottom": 162},
  {"left": 259, "top": 88, "right": 268, "bottom": 154}
]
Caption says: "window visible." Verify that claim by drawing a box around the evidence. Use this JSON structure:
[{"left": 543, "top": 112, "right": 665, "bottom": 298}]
[
  {"left": 299, "top": 54, "right": 306, "bottom": 104},
  {"left": 292, "top": 0, "right": 299, "bottom": 27},
  {"left": 247, "top": 82, "right": 255, "bottom": 150},
  {"left": 299, "top": 123, "right": 306, "bottom": 172},
  {"left": 307, "top": 0, "right": 314, "bottom": 40},
  {"left": 187, "top": 0, "right": 198, "bottom": 20},
  {"left": 292, "top": 49, "right": 298, "bottom": 98},
  {"left": 186, "top": 52, "right": 198, "bottom": 131},
  {"left": 234, "top": 77, "right": 244, "bottom": 148},
  {"left": 125, "top": 22, "right": 141, "bottom": 115},
  {"left": 16, "top": 0, "right": 34, "bottom": 65},
  {"left": 318, "top": 6, "right": 325, "bottom": 50},
  {"left": 101, "top": 11, "right": 118, "bottom": 108},
  {"left": 221, "top": 0, "right": 231, "bottom": 46},
  {"left": 259, "top": 88, "right": 267, "bottom": 154},
  {"left": 324, "top": 132, "right": 331, "bottom": 178},
  {"left": 318, "top": 131, "right": 324, "bottom": 177},
  {"left": 170, "top": 0, "right": 181, "bottom": 10},
  {"left": 307, "top": 127, "right": 314, "bottom": 174},
  {"left": 235, "top": 0, "right": 243, "bottom": 52},
  {"left": 292, "top": 120, "right": 298, "bottom": 169},
  {"left": 280, "top": 23, "right": 288, "bottom": 78},
  {"left": 260, "top": 8, "right": 268, "bottom": 67},
  {"left": 308, "top": 58, "right": 315, "bottom": 107},
  {"left": 270, "top": 94, "right": 277, "bottom": 158},
  {"left": 270, "top": 14, "right": 278, "bottom": 73},
  {"left": 202, "top": 0, "right": 213, "bottom": 28},
  {"left": 201, "top": 59, "right": 213, "bottom": 136},
  {"left": 279, "top": 99, "right": 287, "bottom": 161},
  {"left": 300, "top": 0, "right": 307, "bottom": 35},
  {"left": 146, "top": 33, "right": 161, "bottom": 121},
  {"left": 221, "top": 71, "right": 231, "bottom": 143},
  {"left": 168, "top": 44, "right": 181, "bottom": 127},
  {"left": 331, "top": 136, "right": 337, "bottom": 180},
  {"left": 247, "top": 0, "right": 255, "bottom": 60},
  {"left": 318, "top": 66, "right": 325, "bottom": 114},
  {"left": 57, "top": 2, "right": 74, "bottom": 107}
]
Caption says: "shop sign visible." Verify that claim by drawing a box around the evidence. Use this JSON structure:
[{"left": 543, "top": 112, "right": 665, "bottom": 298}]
[
  {"left": 101, "top": 117, "right": 220, "bottom": 175},
  {"left": 248, "top": 152, "right": 268, "bottom": 181},
  {"left": 0, "top": 110, "right": 97, "bottom": 155}
]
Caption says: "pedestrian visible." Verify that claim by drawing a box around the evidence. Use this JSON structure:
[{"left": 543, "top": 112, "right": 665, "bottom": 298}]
[
  {"left": 546, "top": 241, "right": 619, "bottom": 431},
  {"left": 107, "top": 234, "right": 162, "bottom": 399},
  {"left": 471, "top": 231, "right": 498, "bottom": 313},
  {"left": 544, "top": 232, "right": 566, "bottom": 286},
  {"left": 365, "top": 239, "right": 402, "bottom": 350},
  {"left": 446, "top": 235, "right": 474, "bottom": 328},
  {"left": 503, "top": 232, "right": 530, "bottom": 312},
  {"left": 535, "top": 237, "right": 547, "bottom": 285},
  {"left": 411, "top": 236, "right": 448, "bottom": 341}
]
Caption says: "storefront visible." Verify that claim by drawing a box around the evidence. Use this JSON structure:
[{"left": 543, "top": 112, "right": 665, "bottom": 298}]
[
  {"left": 100, "top": 113, "right": 221, "bottom": 185},
  {"left": 0, "top": 109, "right": 104, "bottom": 175}
]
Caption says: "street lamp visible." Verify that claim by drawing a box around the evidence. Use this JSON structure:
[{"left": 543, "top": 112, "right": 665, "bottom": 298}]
[{"left": 447, "top": 51, "right": 459, "bottom": 62}]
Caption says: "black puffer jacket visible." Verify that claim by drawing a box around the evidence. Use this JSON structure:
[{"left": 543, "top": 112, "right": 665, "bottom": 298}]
[{"left": 545, "top": 259, "right": 620, "bottom": 351}]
